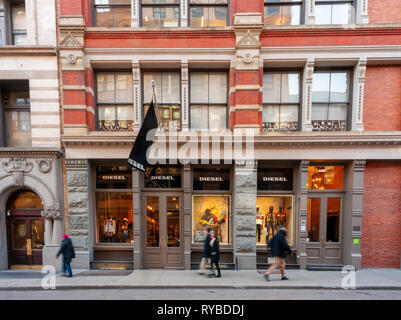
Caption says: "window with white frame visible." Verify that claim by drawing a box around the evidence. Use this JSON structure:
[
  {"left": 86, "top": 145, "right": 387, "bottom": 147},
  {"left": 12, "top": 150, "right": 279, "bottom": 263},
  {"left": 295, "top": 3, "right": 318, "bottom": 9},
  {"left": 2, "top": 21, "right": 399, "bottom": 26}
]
[
  {"left": 94, "top": 0, "right": 131, "bottom": 27},
  {"left": 96, "top": 72, "right": 134, "bottom": 131},
  {"left": 311, "top": 70, "right": 351, "bottom": 131},
  {"left": 263, "top": 72, "right": 300, "bottom": 131},
  {"left": 189, "top": 0, "right": 228, "bottom": 28},
  {"left": 264, "top": 0, "right": 302, "bottom": 27},
  {"left": 315, "top": 0, "right": 355, "bottom": 25},
  {"left": 141, "top": 0, "right": 180, "bottom": 27},
  {"left": 143, "top": 72, "right": 181, "bottom": 131},
  {"left": 190, "top": 72, "right": 227, "bottom": 131}
]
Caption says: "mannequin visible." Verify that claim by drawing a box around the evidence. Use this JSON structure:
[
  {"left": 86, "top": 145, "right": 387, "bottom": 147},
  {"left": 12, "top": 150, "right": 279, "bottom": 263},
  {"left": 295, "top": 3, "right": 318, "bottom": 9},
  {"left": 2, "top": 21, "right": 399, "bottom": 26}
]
[
  {"left": 277, "top": 206, "right": 286, "bottom": 228},
  {"left": 104, "top": 216, "right": 116, "bottom": 242},
  {"left": 265, "top": 205, "right": 275, "bottom": 242},
  {"left": 120, "top": 218, "right": 131, "bottom": 243},
  {"left": 256, "top": 206, "right": 264, "bottom": 243}
]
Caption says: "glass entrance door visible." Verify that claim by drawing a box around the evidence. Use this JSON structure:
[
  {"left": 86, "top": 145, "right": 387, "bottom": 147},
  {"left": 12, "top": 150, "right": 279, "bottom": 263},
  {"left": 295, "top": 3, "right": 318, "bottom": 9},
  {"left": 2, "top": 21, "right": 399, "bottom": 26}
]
[
  {"left": 306, "top": 195, "right": 343, "bottom": 265},
  {"left": 143, "top": 194, "right": 182, "bottom": 268}
]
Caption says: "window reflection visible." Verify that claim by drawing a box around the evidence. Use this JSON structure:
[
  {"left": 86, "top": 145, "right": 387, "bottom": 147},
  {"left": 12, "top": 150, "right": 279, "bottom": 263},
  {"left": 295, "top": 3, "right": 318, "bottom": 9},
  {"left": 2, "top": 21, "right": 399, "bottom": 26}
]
[
  {"left": 307, "top": 198, "right": 320, "bottom": 242},
  {"left": 167, "top": 197, "right": 180, "bottom": 247},
  {"left": 146, "top": 197, "right": 160, "bottom": 247},
  {"left": 307, "top": 166, "right": 344, "bottom": 190},
  {"left": 327, "top": 198, "right": 341, "bottom": 242}
]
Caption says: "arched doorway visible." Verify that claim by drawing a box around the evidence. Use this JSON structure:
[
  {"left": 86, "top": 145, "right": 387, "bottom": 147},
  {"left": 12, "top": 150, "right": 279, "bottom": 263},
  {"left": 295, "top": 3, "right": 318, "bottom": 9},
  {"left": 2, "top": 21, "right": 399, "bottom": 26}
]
[{"left": 6, "top": 190, "right": 44, "bottom": 269}]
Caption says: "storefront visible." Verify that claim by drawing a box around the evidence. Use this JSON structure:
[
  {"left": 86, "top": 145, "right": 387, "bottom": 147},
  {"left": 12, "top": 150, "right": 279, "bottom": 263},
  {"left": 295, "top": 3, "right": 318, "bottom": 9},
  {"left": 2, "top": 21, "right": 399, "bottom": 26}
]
[
  {"left": 256, "top": 164, "right": 298, "bottom": 268},
  {"left": 190, "top": 166, "right": 233, "bottom": 269}
]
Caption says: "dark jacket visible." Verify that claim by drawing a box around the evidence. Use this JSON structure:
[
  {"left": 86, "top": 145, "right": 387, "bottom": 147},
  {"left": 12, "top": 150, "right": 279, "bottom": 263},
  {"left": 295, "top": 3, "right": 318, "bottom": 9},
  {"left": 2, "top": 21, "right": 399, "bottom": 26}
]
[
  {"left": 203, "top": 234, "right": 211, "bottom": 258},
  {"left": 210, "top": 238, "right": 220, "bottom": 260},
  {"left": 56, "top": 238, "right": 75, "bottom": 263},
  {"left": 268, "top": 230, "right": 292, "bottom": 258}
]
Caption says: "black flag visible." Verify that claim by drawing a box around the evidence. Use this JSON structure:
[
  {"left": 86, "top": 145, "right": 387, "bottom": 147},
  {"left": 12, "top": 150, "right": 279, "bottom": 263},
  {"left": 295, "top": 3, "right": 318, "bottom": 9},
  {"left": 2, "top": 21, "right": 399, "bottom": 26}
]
[{"left": 128, "top": 100, "right": 158, "bottom": 172}]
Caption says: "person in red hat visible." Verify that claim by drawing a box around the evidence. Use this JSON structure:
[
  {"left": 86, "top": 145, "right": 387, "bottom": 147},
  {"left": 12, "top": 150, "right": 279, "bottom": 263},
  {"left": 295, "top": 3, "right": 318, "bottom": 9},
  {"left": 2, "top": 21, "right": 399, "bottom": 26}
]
[{"left": 56, "top": 234, "right": 75, "bottom": 277}]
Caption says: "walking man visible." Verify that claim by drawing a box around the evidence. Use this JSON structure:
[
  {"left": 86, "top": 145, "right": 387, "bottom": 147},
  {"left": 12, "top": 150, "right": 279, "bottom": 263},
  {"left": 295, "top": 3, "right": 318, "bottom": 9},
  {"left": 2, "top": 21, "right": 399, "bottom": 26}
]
[
  {"left": 199, "top": 227, "right": 211, "bottom": 275},
  {"left": 264, "top": 227, "right": 292, "bottom": 281},
  {"left": 56, "top": 234, "right": 75, "bottom": 277},
  {"left": 208, "top": 231, "right": 221, "bottom": 278}
]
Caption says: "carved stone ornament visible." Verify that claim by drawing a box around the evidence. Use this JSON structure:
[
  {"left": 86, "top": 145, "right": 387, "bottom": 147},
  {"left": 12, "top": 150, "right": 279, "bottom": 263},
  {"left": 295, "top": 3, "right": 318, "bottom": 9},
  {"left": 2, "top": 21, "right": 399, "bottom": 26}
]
[
  {"left": 36, "top": 159, "right": 53, "bottom": 174},
  {"left": 60, "top": 32, "right": 82, "bottom": 48},
  {"left": 41, "top": 203, "right": 62, "bottom": 220},
  {"left": 2, "top": 158, "right": 34, "bottom": 187},
  {"left": 237, "top": 30, "right": 261, "bottom": 48},
  {"left": 67, "top": 54, "right": 77, "bottom": 64},
  {"left": 242, "top": 53, "right": 254, "bottom": 64}
]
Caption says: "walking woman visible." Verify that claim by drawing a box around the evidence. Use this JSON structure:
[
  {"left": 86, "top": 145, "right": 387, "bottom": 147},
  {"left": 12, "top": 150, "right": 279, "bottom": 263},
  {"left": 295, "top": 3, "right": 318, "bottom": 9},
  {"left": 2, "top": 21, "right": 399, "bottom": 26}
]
[
  {"left": 208, "top": 231, "right": 221, "bottom": 278},
  {"left": 56, "top": 234, "right": 75, "bottom": 277}
]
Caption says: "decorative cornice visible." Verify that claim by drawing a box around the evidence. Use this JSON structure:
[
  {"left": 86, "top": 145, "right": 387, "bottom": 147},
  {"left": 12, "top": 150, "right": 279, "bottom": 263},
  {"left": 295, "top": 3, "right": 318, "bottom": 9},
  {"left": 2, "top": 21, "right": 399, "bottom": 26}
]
[
  {"left": 0, "top": 148, "right": 63, "bottom": 157},
  {"left": 0, "top": 46, "right": 57, "bottom": 56}
]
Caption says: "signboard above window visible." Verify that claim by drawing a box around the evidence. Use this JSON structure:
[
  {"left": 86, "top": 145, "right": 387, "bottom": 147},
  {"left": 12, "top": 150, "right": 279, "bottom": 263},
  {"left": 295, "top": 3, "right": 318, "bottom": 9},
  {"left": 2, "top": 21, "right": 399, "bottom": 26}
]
[
  {"left": 257, "top": 168, "right": 293, "bottom": 191},
  {"left": 144, "top": 166, "right": 182, "bottom": 188},
  {"left": 193, "top": 167, "right": 230, "bottom": 191},
  {"left": 96, "top": 166, "right": 132, "bottom": 189}
]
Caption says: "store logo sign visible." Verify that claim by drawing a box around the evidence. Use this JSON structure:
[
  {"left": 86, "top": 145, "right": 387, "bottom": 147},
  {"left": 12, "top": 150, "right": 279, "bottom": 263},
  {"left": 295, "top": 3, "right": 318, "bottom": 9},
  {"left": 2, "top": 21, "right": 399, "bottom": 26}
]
[
  {"left": 199, "top": 177, "right": 224, "bottom": 182},
  {"left": 151, "top": 175, "right": 175, "bottom": 180},
  {"left": 102, "top": 175, "right": 127, "bottom": 181},
  {"left": 263, "top": 177, "right": 288, "bottom": 182}
]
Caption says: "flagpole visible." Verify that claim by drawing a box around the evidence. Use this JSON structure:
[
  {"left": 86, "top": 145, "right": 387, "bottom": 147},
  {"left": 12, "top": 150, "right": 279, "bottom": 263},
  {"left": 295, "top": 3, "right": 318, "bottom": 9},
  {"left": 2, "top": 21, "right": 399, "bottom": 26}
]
[{"left": 151, "top": 80, "right": 162, "bottom": 131}]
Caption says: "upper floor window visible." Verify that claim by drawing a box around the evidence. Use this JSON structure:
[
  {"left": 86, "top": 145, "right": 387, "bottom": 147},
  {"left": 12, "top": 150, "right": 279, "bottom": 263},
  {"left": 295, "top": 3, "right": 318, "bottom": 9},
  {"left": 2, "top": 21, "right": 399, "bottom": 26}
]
[
  {"left": 189, "top": 0, "right": 228, "bottom": 27},
  {"left": 264, "top": 0, "right": 302, "bottom": 27},
  {"left": 96, "top": 72, "right": 133, "bottom": 131},
  {"left": 141, "top": 0, "right": 180, "bottom": 27},
  {"left": 263, "top": 72, "right": 300, "bottom": 132},
  {"left": 1, "top": 82, "right": 31, "bottom": 147},
  {"left": 312, "top": 71, "right": 350, "bottom": 131},
  {"left": 11, "top": 0, "right": 26, "bottom": 44},
  {"left": 190, "top": 72, "right": 227, "bottom": 131},
  {"left": 315, "top": 0, "right": 355, "bottom": 25},
  {"left": 94, "top": 0, "right": 131, "bottom": 27},
  {"left": 143, "top": 72, "right": 181, "bottom": 131}
]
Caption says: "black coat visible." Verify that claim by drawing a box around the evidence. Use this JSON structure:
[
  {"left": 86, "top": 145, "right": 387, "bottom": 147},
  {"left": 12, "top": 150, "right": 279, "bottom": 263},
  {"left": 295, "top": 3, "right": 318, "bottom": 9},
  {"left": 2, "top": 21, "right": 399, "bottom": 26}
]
[
  {"left": 268, "top": 230, "right": 292, "bottom": 258},
  {"left": 210, "top": 238, "right": 220, "bottom": 260},
  {"left": 57, "top": 238, "right": 75, "bottom": 263},
  {"left": 203, "top": 234, "right": 211, "bottom": 258}
]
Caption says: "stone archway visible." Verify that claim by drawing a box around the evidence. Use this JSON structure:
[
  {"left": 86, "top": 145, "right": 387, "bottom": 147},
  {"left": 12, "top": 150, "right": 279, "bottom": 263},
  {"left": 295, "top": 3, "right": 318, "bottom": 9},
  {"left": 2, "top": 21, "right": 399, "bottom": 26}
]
[{"left": 0, "top": 157, "right": 63, "bottom": 270}]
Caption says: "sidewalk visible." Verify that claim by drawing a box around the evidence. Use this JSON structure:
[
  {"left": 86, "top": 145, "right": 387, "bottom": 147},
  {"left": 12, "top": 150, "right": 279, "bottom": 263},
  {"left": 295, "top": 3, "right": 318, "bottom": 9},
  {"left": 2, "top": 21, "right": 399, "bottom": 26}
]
[{"left": 0, "top": 269, "right": 400, "bottom": 291}]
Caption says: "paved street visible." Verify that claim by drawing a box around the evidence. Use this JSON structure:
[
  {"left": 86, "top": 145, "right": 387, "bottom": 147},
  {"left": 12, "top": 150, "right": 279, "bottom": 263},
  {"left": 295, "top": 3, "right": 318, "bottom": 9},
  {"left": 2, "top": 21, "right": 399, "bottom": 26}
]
[{"left": 1, "top": 288, "right": 400, "bottom": 300}]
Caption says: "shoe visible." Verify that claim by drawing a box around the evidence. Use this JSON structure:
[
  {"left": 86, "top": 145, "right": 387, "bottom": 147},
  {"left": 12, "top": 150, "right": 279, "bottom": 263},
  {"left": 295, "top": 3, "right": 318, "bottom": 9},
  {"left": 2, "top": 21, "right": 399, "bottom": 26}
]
[
  {"left": 264, "top": 274, "right": 270, "bottom": 281},
  {"left": 66, "top": 274, "right": 73, "bottom": 278},
  {"left": 215, "top": 274, "right": 221, "bottom": 278},
  {"left": 207, "top": 274, "right": 215, "bottom": 278},
  {"left": 281, "top": 276, "right": 289, "bottom": 280}
]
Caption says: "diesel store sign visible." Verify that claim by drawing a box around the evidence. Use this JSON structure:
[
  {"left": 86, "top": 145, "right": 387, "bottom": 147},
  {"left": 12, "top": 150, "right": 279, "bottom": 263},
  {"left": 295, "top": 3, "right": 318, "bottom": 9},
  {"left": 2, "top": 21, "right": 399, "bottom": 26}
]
[
  {"left": 193, "top": 168, "right": 230, "bottom": 191},
  {"left": 257, "top": 168, "right": 293, "bottom": 191},
  {"left": 144, "top": 166, "right": 182, "bottom": 188}
]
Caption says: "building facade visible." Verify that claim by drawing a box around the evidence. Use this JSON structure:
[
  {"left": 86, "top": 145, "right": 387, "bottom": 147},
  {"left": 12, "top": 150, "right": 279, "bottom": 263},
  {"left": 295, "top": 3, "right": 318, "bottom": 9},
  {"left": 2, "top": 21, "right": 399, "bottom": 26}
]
[
  {"left": 0, "top": 0, "right": 63, "bottom": 270},
  {"left": 0, "top": 0, "right": 400, "bottom": 271}
]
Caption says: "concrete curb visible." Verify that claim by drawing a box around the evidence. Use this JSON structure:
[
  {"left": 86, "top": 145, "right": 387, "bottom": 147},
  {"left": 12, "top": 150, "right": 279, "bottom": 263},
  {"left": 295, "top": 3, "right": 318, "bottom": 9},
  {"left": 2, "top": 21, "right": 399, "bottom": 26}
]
[{"left": 1, "top": 285, "right": 401, "bottom": 291}]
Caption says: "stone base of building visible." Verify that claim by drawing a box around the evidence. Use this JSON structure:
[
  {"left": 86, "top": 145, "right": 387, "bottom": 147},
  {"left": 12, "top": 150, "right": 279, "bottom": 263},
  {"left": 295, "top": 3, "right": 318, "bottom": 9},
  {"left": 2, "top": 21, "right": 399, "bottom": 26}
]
[
  {"left": 235, "top": 254, "right": 257, "bottom": 270},
  {"left": 43, "top": 245, "right": 62, "bottom": 271},
  {"left": 70, "top": 251, "right": 90, "bottom": 270},
  {"left": 0, "top": 244, "right": 7, "bottom": 270}
]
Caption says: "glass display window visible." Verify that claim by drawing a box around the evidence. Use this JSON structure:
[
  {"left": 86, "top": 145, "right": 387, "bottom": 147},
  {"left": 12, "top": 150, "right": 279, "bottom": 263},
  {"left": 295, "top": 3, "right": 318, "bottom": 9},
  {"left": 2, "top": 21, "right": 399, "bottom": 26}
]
[
  {"left": 256, "top": 195, "right": 293, "bottom": 246},
  {"left": 192, "top": 195, "right": 230, "bottom": 244},
  {"left": 307, "top": 166, "right": 344, "bottom": 190},
  {"left": 96, "top": 192, "right": 133, "bottom": 243}
]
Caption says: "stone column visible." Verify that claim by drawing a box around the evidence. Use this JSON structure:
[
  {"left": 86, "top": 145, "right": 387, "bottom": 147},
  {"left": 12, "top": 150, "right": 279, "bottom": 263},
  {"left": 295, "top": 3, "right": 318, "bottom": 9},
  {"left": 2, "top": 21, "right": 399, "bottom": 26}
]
[
  {"left": 41, "top": 208, "right": 63, "bottom": 270},
  {"left": 133, "top": 61, "right": 142, "bottom": 131},
  {"left": 305, "top": 0, "right": 315, "bottom": 25},
  {"left": 233, "top": 160, "right": 257, "bottom": 270},
  {"left": 0, "top": 1, "right": 6, "bottom": 45},
  {"left": 181, "top": 61, "right": 189, "bottom": 131},
  {"left": 302, "top": 59, "right": 314, "bottom": 132},
  {"left": 183, "top": 164, "right": 192, "bottom": 269},
  {"left": 352, "top": 58, "right": 367, "bottom": 132},
  {"left": 343, "top": 160, "right": 366, "bottom": 269},
  {"left": 133, "top": 169, "right": 142, "bottom": 269},
  {"left": 180, "top": 0, "right": 188, "bottom": 27},
  {"left": 25, "top": 0, "right": 38, "bottom": 45},
  {"left": 65, "top": 159, "right": 90, "bottom": 270},
  {"left": 297, "top": 160, "right": 309, "bottom": 269}
]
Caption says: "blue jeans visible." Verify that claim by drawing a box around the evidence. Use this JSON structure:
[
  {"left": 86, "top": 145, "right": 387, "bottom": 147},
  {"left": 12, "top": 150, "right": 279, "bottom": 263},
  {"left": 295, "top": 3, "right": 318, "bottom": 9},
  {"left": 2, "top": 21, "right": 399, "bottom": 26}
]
[{"left": 62, "top": 262, "right": 72, "bottom": 276}]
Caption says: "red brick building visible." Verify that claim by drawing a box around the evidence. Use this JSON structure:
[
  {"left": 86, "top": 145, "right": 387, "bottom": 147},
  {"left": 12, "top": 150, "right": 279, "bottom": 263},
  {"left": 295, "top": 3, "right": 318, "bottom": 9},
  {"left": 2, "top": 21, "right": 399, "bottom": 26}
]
[{"left": 57, "top": 0, "right": 401, "bottom": 271}]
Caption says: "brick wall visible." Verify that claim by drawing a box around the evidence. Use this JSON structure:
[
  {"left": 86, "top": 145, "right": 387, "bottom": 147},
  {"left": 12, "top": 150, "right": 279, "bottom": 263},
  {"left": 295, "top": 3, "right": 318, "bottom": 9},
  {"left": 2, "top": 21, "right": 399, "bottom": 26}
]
[
  {"left": 362, "top": 161, "right": 401, "bottom": 268},
  {"left": 369, "top": 0, "right": 401, "bottom": 24},
  {"left": 364, "top": 66, "right": 401, "bottom": 131}
]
